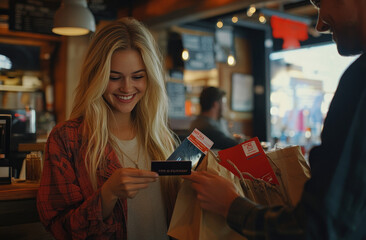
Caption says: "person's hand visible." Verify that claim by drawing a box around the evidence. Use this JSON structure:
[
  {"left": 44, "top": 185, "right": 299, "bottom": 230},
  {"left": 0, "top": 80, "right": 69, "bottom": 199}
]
[
  {"left": 102, "top": 168, "right": 158, "bottom": 200},
  {"left": 233, "top": 133, "right": 246, "bottom": 143},
  {"left": 100, "top": 168, "right": 158, "bottom": 219},
  {"left": 182, "top": 171, "right": 240, "bottom": 218}
]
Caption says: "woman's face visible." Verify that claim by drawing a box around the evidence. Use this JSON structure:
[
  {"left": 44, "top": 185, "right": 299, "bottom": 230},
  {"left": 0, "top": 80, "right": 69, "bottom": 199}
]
[{"left": 103, "top": 49, "right": 147, "bottom": 119}]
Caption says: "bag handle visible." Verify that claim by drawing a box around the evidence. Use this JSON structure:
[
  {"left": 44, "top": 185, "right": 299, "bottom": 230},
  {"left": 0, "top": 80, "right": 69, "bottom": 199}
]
[
  {"left": 227, "top": 159, "right": 291, "bottom": 207},
  {"left": 267, "top": 155, "right": 294, "bottom": 207}
]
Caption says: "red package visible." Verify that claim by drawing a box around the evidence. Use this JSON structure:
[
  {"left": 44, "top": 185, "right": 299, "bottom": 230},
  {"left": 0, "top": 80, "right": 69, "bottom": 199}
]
[{"left": 218, "top": 137, "right": 279, "bottom": 185}]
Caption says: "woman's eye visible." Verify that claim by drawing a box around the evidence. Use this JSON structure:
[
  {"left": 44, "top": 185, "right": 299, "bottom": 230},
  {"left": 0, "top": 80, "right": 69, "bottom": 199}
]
[
  {"left": 109, "top": 76, "right": 120, "bottom": 81},
  {"left": 133, "top": 75, "right": 144, "bottom": 80}
]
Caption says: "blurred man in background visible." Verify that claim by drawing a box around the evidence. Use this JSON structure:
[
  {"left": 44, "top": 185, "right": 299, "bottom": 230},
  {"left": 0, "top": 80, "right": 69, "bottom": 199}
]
[{"left": 189, "top": 86, "right": 239, "bottom": 150}]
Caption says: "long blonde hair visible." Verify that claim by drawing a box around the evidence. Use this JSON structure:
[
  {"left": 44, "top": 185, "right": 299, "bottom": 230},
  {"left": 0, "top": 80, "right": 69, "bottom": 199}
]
[{"left": 70, "top": 17, "right": 178, "bottom": 189}]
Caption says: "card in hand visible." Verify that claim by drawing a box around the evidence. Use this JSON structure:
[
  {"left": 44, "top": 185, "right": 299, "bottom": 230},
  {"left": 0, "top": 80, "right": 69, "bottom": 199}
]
[{"left": 151, "top": 161, "right": 191, "bottom": 175}]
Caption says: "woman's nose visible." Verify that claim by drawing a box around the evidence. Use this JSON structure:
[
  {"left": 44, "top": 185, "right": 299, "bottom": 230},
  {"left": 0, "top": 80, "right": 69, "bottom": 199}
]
[{"left": 119, "top": 78, "right": 131, "bottom": 91}]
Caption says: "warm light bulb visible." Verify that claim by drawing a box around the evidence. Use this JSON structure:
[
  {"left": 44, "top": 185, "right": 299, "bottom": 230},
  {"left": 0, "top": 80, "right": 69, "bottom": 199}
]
[
  {"left": 232, "top": 16, "right": 238, "bottom": 23},
  {"left": 216, "top": 20, "right": 223, "bottom": 28},
  {"left": 247, "top": 5, "right": 256, "bottom": 17},
  {"left": 259, "top": 14, "right": 267, "bottom": 24},
  {"left": 182, "top": 49, "right": 189, "bottom": 61},
  {"left": 227, "top": 54, "right": 236, "bottom": 66}
]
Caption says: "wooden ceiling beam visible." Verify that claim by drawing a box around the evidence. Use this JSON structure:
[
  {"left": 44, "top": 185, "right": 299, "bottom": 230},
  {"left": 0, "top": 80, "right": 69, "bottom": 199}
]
[{"left": 129, "top": 0, "right": 287, "bottom": 29}]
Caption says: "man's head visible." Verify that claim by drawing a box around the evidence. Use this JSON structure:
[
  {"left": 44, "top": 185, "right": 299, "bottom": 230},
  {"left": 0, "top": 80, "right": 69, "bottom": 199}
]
[
  {"left": 199, "top": 87, "right": 226, "bottom": 119},
  {"left": 310, "top": 0, "right": 366, "bottom": 56}
]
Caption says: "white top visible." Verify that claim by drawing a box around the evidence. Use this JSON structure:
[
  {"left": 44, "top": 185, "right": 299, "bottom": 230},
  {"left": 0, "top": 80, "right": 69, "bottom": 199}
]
[{"left": 116, "top": 137, "right": 169, "bottom": 240}]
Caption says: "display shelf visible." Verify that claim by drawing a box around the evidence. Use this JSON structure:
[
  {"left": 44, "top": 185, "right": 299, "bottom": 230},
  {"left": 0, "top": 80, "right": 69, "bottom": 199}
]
[{"left": 0, "top": 85, "right": 41, "bottom": 92}]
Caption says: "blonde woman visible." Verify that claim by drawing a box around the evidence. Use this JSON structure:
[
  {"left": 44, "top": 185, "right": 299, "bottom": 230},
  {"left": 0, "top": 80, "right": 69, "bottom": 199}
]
[{"left": 37, "top": 17, "right": 180, "bottom": 239}]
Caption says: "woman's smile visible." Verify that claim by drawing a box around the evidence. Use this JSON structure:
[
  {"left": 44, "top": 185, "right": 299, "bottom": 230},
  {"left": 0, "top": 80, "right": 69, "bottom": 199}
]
[{"left": 115, "top": 93, "right": 136, "bottom": 102}]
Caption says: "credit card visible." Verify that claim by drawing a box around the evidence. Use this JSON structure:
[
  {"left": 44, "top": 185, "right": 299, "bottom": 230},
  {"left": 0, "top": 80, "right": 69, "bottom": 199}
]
[
  {"left": 167, "top": 128, "right": 213, "bottom": 169},
  {"left": 151, "top": 161, "right": 191, "bottom": 175}
]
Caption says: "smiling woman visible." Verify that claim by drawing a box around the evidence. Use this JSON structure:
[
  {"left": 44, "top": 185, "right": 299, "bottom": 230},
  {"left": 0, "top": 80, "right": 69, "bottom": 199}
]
[
  {"left": 36, "top": 17, "right": 181, "bottom": 240},
  {"left": 103, "top": 49, "right": 147, "bottom": 122}
]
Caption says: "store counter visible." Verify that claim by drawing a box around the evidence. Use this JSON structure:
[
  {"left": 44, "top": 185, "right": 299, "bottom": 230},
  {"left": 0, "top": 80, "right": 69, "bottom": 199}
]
[
  {"left": 0, "top": 181, "right": 39, "bottom": 226},
  {"left": 0, "top": 181, "right": 54, "bottom": 239}
]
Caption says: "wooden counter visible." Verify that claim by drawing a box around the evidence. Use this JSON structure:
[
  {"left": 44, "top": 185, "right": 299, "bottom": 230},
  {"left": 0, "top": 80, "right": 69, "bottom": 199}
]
[
  {"left": 0, "top": 181, "right": 39, "bottom": 201},
  {"left": 0, "top": 141, "right": 45, "bottom": 227},
  {"left": 0, "top": 181, "right": 40, "bottom": 226}
]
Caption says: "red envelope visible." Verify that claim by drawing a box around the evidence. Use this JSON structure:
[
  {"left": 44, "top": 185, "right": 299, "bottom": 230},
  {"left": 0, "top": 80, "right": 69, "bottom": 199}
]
[{"left": 218, "top": 137, "right": 279, "bottom": 185}]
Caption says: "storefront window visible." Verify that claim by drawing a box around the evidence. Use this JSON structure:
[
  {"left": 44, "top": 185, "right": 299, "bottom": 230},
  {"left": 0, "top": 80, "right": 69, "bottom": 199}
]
[{"left": 270, "top": 43, "right": 358, "bottom": 157}]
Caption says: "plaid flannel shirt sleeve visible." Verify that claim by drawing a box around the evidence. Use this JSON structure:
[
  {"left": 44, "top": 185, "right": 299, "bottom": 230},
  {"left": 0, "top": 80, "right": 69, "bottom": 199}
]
[
  {"left": 37, "top": 125, "right": 116, "bottom": 240},
  {"left": 227, "top": 197, "right": 306, "bottom": 240}
]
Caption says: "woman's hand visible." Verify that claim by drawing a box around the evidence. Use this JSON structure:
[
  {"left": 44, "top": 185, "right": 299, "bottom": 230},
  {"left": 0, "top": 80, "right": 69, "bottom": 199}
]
[
  {"left": 103, "top": 168, "right": 158, "bottom": 199},
  {"left": 101, "top": 168, "right": 158, "bottom": 218},
  {"left": 182, "top": 171, "right": 239, "bottom": 218}
]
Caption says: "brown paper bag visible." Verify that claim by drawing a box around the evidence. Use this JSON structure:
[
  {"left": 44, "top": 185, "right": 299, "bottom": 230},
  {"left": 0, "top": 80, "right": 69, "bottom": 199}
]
[
  {"left": 238, "top": 171, "right": 290, "bottom": 207},
  {"left": 228, "top": 145, "right": 310, "bottom": 207},
  {"left": 266, "top": 146, "right": 311, "bottom": 206},
  {"left": 167, "top": 151, "right": 246, "bottom": 240},
  {"left": 168, "top": 146, "right": 311, "bottom": 239}
]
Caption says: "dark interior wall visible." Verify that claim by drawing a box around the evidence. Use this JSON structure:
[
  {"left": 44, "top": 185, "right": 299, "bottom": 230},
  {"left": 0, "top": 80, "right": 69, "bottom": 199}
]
[{"left": 243, "top": 27, "right": 271, "bottom": 141}]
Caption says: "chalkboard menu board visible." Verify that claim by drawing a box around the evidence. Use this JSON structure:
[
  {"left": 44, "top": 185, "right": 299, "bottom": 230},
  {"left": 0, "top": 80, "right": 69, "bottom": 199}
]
[
  {"left": 89, "top": 0, "right": 118, "bottom": 22},
  {"left": 215, "top": 26, "right": 235, "bottom": 63},
  {"left": 9, "top": 0, "right": 59, "bottom": 35},
  {"left": 182, "top": 34, "right": 215, "bottom": 71},
  {"left": 167, "top": 70, "right": 186, "bottom": 118},
  {"left": 9, "top": 0, "right": 118, "bottom": 36}
]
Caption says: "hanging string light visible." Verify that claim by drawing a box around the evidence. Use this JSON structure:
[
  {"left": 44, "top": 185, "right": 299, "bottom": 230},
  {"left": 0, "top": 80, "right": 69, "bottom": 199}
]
[
  {"left": 181, "top": 49, "right": 190, "bottom": 61},
  {"left": 232, "top": 15, "right": 238, "bottom": 23},
  {"left": 216, "top": 19, "right": 224, "bottom": 28},
  {"left": 247, "top": 5, "right": 256, "bottom": 17},
  {"left": 259, "top": 13, "right": 267, "bottom": 24},
  {"left": 227, "top": 53, "right": 236, "bottom": 66}
]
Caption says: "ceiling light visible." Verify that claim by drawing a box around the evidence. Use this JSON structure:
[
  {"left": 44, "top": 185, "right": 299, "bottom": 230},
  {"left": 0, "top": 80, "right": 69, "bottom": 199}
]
[
  {"left": 259, "top": 14, "right": 267, "bottom": 24},
  {"left": 216, "top": 20, "right": 224, "bottom": 28},
  {"left": 52, "top": 0, "right": 96, "bottom": 36},
  {"left": 182, "top": 49, "right": 190, "bottom": 61},
  {"left": 227, "top": 54, "right": 236, "bottom": 66},
  {"left": 247, "top": 5, "right": 256, "bottom": 17}
]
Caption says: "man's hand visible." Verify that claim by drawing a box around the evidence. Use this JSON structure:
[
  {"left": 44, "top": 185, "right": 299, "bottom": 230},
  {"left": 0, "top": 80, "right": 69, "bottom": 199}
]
[{"left": 182, "top": 171, "right": 240, "bottom": 217}]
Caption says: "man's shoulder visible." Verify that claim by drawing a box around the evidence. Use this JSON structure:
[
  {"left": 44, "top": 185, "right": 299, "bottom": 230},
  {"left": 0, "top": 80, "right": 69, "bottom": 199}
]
[
  {"left": 190, "top": 115, "right": 216, "bottom": 130},
  {"left": 348, "top": 53, "right": 366, "bottom": 72}
]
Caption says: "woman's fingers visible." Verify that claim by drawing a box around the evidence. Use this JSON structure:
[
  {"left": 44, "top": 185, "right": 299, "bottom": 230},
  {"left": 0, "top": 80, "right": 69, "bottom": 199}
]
[
  {"left": 121, "top": 168, "right": 159, "bottom": 178},
  {"left": 105, "top": 168, "right": 159, "bottom": 199}
]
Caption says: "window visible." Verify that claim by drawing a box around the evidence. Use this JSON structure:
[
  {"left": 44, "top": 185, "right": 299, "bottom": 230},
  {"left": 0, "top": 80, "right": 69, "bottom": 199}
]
[{"left": 270, "top": 43, "right": 358, "bottom": 157}]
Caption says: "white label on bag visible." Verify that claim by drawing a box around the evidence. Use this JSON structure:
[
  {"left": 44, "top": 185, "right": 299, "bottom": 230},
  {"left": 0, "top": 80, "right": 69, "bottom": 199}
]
[{"left": 242, "top": 140, "right": 259, "bottom": 157}]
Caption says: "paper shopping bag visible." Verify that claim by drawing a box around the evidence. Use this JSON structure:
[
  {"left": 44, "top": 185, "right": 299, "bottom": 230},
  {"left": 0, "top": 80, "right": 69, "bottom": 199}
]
[
  {"left": 238, "top": 171, "right": 290, "bottom": 207},
  {"left": 266, "top": 145, "right": 311, "bottom": 206},
  {"left": 167, "top": 150, "right": 246, "bottom": 240}
]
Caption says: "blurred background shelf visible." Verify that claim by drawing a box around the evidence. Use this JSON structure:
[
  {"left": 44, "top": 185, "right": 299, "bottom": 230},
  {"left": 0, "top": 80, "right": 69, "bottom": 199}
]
[{"left": 0, "top": 85, "right": 40, "bottom": 92}]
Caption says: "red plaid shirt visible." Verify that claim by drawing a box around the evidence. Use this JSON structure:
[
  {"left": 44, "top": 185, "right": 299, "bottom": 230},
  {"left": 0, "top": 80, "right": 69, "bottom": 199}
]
[{"left": 37, "top": 118, "right": 127, "bottom": 240}]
